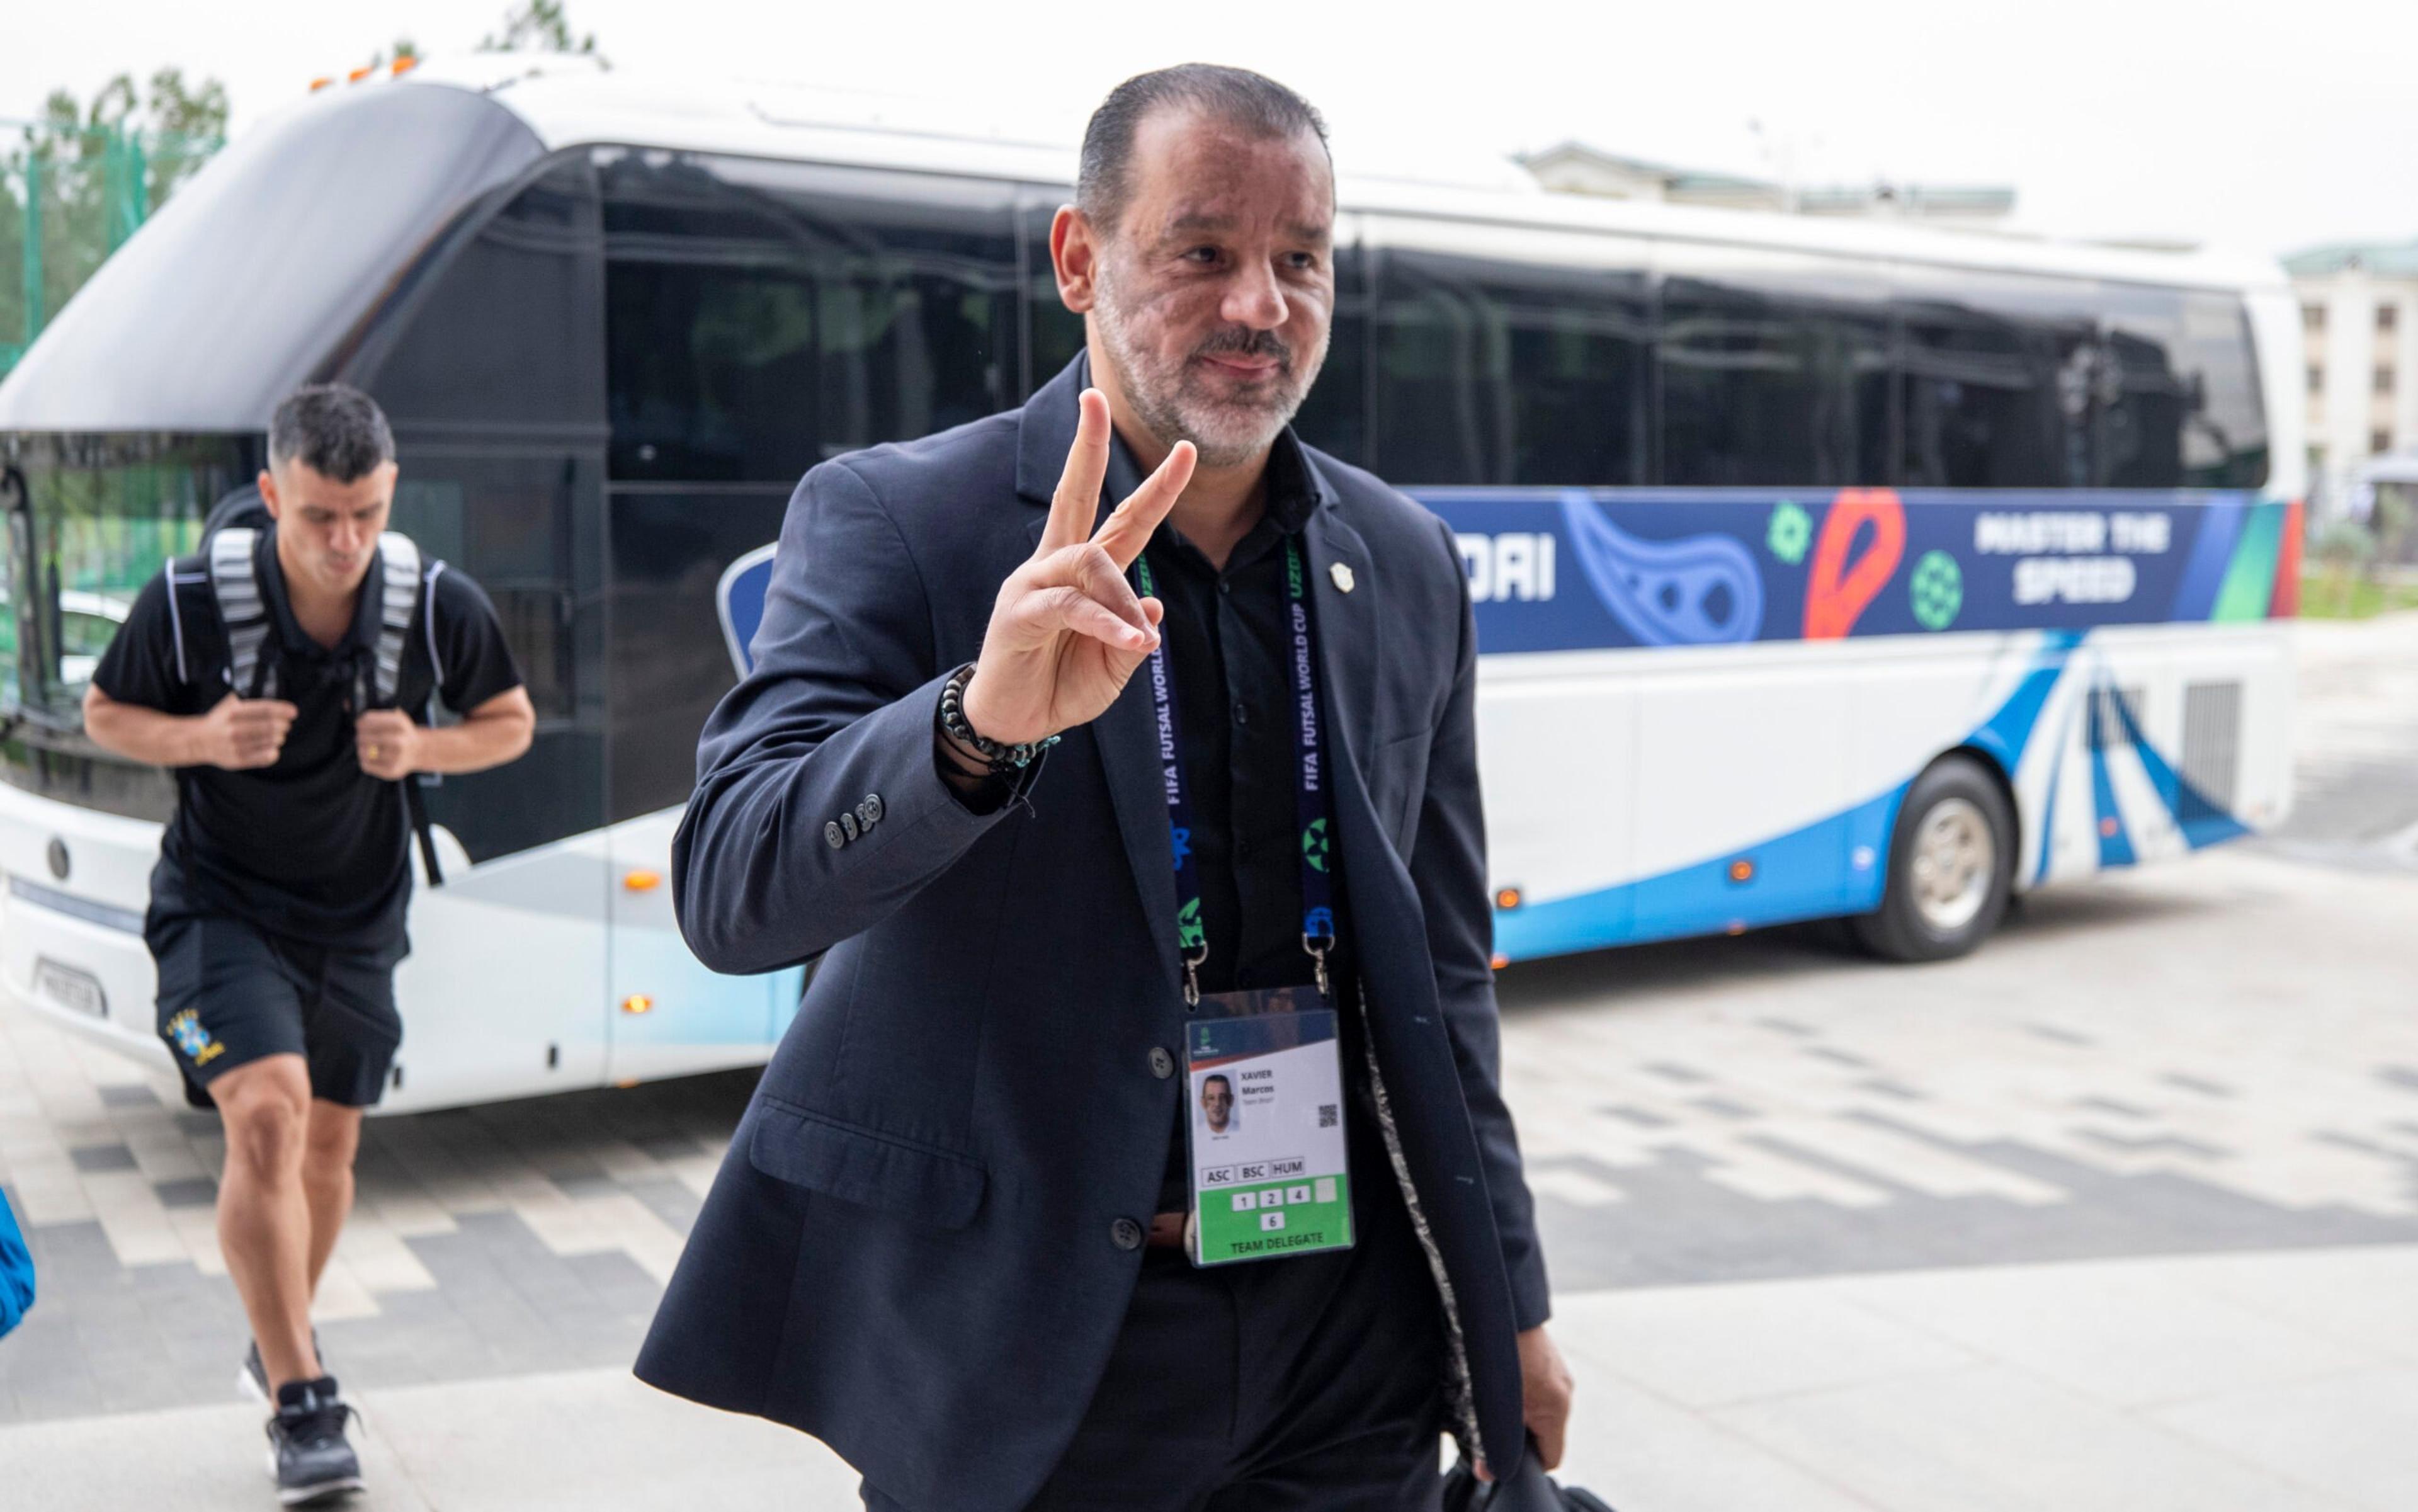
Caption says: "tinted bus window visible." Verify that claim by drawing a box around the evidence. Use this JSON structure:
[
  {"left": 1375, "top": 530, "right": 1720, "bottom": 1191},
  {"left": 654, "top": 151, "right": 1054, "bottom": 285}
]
[
  {"left": 1895, "top": 270, "right": 2097, "bottom": 489},
  {"left": 608, "top": 491, "right": 790, "bottom": 823},
  {"left": 355, "top": 157, "right": 606, "bottom": 430},
  {"left": 1019, "top": 195, "right": 1085, "bottom": 396},
  {"left": 349, "top": 159, "right": 610, "bottom": 863},
  {"left": 1288, "top": 244, "right": 1368, "bottom": 469},
  {"left": 1374, "top": 247, "right": 1649, "bottom": 486},
  {"left": 1659, "top": 249, "right": 1891, "bottom": 487},
  {"left": 2100, "top": 286, "right": 2268, "bottom": 489},
  {"left": 353, "top": 161, "right": 603, "bottom": 729},
  {"left": 601, "top": 153, "right": 1020, "bottom": 482}
]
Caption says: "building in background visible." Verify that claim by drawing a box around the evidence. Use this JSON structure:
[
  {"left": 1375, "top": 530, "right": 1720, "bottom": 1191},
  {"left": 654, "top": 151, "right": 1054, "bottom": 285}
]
[
  {"left": 2288, "top": 241, "right": 2418, "bottom": 525},
  {"left": 1516, "top": 140, "right": 2016, "bottom": 225}
]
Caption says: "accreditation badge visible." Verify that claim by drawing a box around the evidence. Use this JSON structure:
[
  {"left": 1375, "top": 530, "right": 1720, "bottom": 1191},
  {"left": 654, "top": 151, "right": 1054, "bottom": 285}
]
[{"left": 1184, "top": 986, "right": 1354, "bottom": 1266}]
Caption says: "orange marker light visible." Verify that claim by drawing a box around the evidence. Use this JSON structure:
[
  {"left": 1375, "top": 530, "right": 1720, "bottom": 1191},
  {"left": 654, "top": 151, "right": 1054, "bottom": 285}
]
[
  {"left": 1728, "top": 858, "right": 1756, "bottom": 884},
  {"left": 392, "top": 57, "right": 419, "bottom": 76},
  {"left": 1494, "top": 887, "right": 1523, "bottom": 911},
  {"left": 1725, "top": 921, "right": 1747, "bottom": 936},
  {"left": 620, "top": 994, "right": 655, "bottom": 1015},
  {"left": 623, "top": 869, "right": 662, "bottom": 892},
  {"left": 309, "top": 77, "right": 335, "bottom": 92},
  {"left": 348, "top": 66, "right": 374, "bottom": 82},
  {"left": 1489, "top": 953, "right": 1510, "bottom": 971}
]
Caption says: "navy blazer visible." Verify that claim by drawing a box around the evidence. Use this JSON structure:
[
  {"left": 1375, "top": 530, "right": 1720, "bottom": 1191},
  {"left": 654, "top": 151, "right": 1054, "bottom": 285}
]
[{"left": 637, "top": 358, "right": 1550, "bottom": 1509}]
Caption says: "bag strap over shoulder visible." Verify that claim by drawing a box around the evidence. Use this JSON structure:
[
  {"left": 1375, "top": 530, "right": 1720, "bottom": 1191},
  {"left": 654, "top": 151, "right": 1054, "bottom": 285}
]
[
  {"left": 207, "top": 527, "right": 276, "bottom": 699},
  {"left": 370, "top": 531, "right": 423, "bottom": 708}
]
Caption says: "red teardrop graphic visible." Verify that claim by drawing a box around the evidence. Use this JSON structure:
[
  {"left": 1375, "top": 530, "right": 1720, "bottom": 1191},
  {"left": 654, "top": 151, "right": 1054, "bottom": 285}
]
[{"left": 1803, "top": 489, "right": 1907, "bottom": 640}]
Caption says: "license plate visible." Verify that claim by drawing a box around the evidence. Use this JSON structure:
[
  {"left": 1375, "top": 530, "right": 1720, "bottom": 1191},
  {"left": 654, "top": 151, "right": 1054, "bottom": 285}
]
[{"left": 34, "top": 958, "right": 106, "bottom": 1019}]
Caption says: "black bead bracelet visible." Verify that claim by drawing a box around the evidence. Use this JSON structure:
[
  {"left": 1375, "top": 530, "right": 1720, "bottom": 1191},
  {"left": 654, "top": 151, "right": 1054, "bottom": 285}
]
[{"left": 939, "top": 663, "right": 1058, "bottom": 774}]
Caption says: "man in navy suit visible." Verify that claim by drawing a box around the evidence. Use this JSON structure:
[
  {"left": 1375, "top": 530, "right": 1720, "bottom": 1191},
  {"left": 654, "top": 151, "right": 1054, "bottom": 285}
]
[{"left": 638, "top": 64, "right": 1572, "bottom": 1509}]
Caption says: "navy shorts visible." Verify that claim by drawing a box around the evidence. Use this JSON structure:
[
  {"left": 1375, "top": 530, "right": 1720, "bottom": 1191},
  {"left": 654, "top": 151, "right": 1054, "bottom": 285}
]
[{"left": 147, "top": 914, "right": 403, "bottom": 1109}]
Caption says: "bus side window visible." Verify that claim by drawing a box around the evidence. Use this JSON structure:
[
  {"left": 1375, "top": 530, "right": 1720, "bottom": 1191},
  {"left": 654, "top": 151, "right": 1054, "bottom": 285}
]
[
  {"left": 1018, "top": 195, "right": 1087, "bottom": 400},
  {"left": 1372, "top": 247, "right": 1649, "bottom": 487},
  {"left": 1895, "top": 269, "right": 2098, "bottom": 490},
  {"left": 1657, "top": 249, "right": 1891, "bottom": 489},
  {"left": 598, "top": 151, "right": 1022, "bottom": 483},
  {"left": 1286, "top": 244, "right": 1368, "bottom": 469},
  {"left": 2100, "top": 287, "right": 2268, "bottom": 491}
]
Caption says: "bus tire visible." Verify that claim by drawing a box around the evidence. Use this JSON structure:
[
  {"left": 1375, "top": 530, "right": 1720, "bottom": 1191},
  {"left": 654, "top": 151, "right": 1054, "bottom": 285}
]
[{"left": 1851, "top": 755, "right": 2014, "bottom": 963}]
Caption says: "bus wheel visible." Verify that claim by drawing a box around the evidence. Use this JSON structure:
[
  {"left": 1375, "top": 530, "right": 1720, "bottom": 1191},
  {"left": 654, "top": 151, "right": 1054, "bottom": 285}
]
[{"left": 1851, "top": 756, "right": 2013, "bottom": 963}]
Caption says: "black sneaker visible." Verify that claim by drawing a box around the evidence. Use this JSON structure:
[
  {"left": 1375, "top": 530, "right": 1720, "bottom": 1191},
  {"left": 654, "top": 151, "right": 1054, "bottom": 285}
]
[
  {"left": 266, "top": 1377, "right": 363, "bottom": 1506},
  {"left": 241, "top": 1331, "right": 327, "bottom": 1404}
]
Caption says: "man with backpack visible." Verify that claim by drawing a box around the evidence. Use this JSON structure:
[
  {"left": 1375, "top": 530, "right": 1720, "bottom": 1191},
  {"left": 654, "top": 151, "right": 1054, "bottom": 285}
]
[{"left": 82, "top": 384, "right": 533, "bottom": 1505}]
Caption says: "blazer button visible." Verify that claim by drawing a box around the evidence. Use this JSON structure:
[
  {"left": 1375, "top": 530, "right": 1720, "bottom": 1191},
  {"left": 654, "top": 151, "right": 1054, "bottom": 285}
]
[
  {"left": 824, "top": 821, "right": 846, "bottom": 850},
  {"left": 1149, "top": 1047, "right": 1175, "bottom": 1079},
  {"left": 862, "top": 792, "right": 884, "bottom": 824},
  {"left": 1110, "top": 1217, "right": 1144, "bottom": 1251},
  {"left": 840, "top": 811, "right": 859, "bottom": 841}
]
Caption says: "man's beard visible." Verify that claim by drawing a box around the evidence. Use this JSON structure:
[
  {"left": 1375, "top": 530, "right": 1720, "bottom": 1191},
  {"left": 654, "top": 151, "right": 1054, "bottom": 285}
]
[{"left": 1094, "top": 263, "right": 1325, "bottom": 470}]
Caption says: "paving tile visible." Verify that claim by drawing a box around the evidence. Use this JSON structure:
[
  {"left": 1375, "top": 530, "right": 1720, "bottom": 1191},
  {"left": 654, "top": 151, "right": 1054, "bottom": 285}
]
[
  {"left": 1831, "top": 1256, "right": 2381, "bottom": 1409},
  {"left": 1555, "top": 1280, "right": 1976, "bottom": 1409},
  {"left": 152, "top": 1176, "right": 217, "bottom": 1209},
  {"left": 67, "top": 1144, "right": 135, "bottom": 1173},
  {"left": 1714, "top": 1365, "right": 2359, "bottom": 1512},
  {"left": 2151, "top": 1366, "right": 2418, "bottom": 1512}
]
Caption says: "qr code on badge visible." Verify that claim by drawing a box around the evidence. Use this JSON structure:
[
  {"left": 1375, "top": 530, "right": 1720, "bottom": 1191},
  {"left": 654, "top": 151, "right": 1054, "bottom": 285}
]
[{"left": 1318, "top": 1104, "right": 1337, "bottom": 1128}]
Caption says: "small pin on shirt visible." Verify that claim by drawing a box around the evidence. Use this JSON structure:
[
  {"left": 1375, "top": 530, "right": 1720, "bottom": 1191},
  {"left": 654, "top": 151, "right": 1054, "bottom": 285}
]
[{"left": 1329, "top": 562, "right": 1356, "bottom": 594}]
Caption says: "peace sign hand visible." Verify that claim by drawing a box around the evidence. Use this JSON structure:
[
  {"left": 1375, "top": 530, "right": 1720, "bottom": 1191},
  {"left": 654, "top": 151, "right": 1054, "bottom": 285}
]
[{"left": 959, "top": 389, "right": 1196, "bottom": 747}]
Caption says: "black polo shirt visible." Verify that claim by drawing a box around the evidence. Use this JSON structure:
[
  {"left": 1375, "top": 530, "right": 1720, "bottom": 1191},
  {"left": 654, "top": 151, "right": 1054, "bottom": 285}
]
[
  {"left": 92, "top": 526, "right": 523, "bottom": 950},
  {"left": 1109, "top": 430, "right": 1359, "bottom": 1003},
  {"left": 1101, "top": 431, "right": 1365, "bottom": 1212}
]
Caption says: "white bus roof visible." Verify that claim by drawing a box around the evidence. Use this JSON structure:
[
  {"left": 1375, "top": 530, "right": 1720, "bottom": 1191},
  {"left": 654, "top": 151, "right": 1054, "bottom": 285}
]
[{"left": 396, "top": 52, "right": 2284, "bottom": 295}]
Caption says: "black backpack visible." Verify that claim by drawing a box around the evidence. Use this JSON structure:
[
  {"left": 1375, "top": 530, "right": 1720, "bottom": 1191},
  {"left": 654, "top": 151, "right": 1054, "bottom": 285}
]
[{"left": 179, "top": 485, "right": 449, "bottom": 885}]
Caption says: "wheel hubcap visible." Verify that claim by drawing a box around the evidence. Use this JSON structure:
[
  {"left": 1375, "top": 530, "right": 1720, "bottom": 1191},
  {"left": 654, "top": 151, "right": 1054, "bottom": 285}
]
[{"left": 1910, "top": 797, "right": 1994, "bottom": 934}]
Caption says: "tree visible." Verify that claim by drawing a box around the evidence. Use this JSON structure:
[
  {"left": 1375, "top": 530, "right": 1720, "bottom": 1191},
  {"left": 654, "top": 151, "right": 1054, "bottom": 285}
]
[
  {"left": 480, "top": 1, "right": 604, "bottom": 62},
  {"left": 1, "top": 69, "right": 228, "bottom": 368}
]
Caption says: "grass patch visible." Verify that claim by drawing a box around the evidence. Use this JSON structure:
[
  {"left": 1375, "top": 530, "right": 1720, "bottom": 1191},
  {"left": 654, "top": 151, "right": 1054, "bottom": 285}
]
[{"left": 2298, "top": 569, "right": 2418, "bottom": 620}]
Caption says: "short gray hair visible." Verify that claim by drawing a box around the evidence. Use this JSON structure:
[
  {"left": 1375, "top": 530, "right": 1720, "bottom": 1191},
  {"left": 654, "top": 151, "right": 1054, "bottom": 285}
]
[
  {"left": 1076, "top": 64, "right": 1329, "bottom": 237},
  {"left": 268, "top": 384, "right": 394, "bottom": 483}
]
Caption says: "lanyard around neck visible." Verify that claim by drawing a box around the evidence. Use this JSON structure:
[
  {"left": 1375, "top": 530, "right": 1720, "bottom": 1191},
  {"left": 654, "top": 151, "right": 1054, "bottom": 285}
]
[{"left": 1133, "top": 537, "right": 1337, "bottom": 1006}]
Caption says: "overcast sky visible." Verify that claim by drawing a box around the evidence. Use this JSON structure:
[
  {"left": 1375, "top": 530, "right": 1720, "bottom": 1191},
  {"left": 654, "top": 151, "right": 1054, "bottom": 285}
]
[{"left": 6, "top": 0, "right": 2411, "bottom": 261}]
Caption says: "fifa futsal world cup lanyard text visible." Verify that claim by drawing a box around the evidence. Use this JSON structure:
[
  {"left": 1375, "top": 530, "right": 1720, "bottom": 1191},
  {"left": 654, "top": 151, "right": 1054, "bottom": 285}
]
[{"left": 1135, "top": 538, "right": 1354, "bottom": 1266}]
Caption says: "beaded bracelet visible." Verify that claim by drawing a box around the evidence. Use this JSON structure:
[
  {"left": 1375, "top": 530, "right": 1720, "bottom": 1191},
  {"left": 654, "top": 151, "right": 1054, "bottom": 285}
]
[{"left": 938, "top": 663, "right": 1059, "bottom": 773}]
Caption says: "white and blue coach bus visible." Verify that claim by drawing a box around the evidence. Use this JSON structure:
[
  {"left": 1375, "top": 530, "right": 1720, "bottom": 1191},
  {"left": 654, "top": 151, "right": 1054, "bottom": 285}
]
[{"left": 0, "top": 57, "right": 2299, "bottom": 1110}]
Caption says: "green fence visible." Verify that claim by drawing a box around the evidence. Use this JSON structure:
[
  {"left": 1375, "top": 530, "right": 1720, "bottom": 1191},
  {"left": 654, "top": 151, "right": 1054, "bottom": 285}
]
[{"left": 1, "top": 120, "right": 222, "bottom": 379}]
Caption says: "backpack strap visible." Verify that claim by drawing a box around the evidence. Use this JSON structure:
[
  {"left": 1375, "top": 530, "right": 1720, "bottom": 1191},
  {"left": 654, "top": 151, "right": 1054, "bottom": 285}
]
[
  {"left": 370, "top": 532, "right": 423, "bottom": 707},
  {"left": 207, "top": 528, "right": 276, "bottom": 699},
  {"left": 161, "top": 559, "right": 212, "bottom": 686},
  {"left": 370, "top": 532, "right": 448, "bottom": 889}
]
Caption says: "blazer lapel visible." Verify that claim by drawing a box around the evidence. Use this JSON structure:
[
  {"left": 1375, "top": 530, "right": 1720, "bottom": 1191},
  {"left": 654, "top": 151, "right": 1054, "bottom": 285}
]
[
  {"left": 1301, "top": 497, "right": 1378, "bottom": 785},
  {"left": 1024, "top": 498, "right": 1186, "bottom": 996},
  {"left": 1300, "top": 483, "right": 1433, "bottom": 1015}
]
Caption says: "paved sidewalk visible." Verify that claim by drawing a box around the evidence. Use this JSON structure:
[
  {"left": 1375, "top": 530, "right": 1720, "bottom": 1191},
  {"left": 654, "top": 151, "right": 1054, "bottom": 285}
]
[{"left": 6, "top": 1241, "right": 2410, "bottom": 1510}]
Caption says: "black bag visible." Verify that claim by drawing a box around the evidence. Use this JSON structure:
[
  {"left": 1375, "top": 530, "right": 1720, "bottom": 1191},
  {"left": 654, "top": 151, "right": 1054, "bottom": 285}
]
[
  {"left": 1441, "top": 1447, "right": 1616, "bottom": 1512},
  {"left": 191, "top": 484, "right": 448, "bottom": 886},
  {"left": 200, "top": 482, "right": 272, "bottom": 540}
]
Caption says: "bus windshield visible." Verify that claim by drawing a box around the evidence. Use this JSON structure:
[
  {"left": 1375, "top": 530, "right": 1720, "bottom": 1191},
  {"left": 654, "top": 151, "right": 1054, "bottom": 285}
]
[{"left": 0, "top": 433, "right": 250, "bottom": 725}]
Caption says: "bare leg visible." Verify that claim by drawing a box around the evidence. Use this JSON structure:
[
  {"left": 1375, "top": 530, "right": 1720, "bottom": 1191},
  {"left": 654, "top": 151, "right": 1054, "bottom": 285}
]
[
  {"left": 300, "top": 1100, "right": 363, "bottom": 1296},
  {"left": 213, "top": 1055, "right": 323, "bottom": 1391}
]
